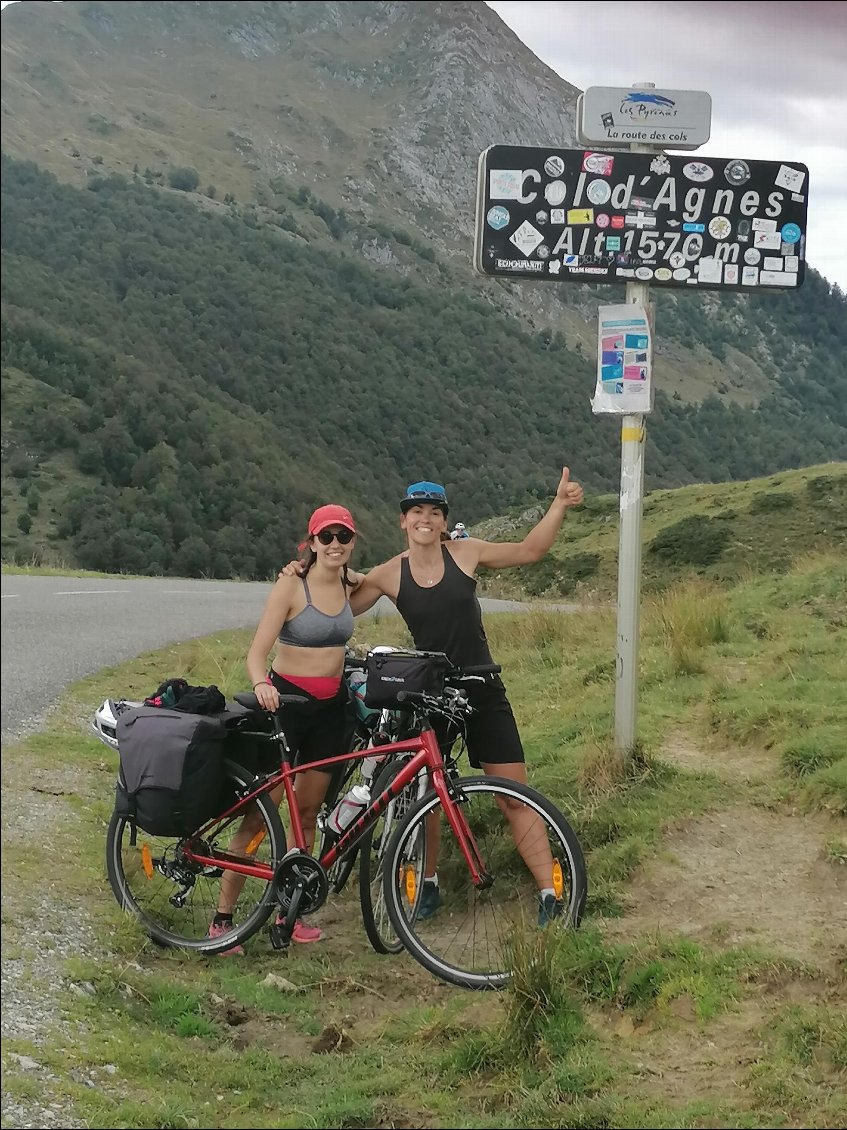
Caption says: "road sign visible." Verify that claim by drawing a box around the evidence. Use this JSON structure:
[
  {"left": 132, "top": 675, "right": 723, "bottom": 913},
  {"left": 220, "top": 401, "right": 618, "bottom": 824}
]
[
  {"left": 578, "top": 87, "right": 712, "bottom": 149},
  {"left": 474, "top": 145, "right": 808, "bottom": 292}
]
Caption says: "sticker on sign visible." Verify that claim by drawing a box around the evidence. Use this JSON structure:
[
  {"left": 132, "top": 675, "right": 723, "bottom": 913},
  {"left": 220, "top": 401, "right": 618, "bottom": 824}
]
[{"left": 509, "top": 221, "right": 544, "bottom": 257}]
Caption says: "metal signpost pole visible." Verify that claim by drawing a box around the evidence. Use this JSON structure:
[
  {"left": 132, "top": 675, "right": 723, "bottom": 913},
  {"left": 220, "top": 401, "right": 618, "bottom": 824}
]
[
  {"left": 615, "top": 127, "right": 655, "bottom": 759},
  {"left": 615, "top": 286, "right": 648, "bottom": 758}
]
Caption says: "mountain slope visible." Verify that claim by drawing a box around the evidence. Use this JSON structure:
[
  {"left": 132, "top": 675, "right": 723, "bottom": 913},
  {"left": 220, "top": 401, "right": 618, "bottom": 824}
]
[
  {"left": 2, "top": 156, "right": 845, "bottom": 576},
  {"left": 3, "top": 0, "right": 845, "bottom": 403},
  {"left": 1, "top": 1, "right": 577, "bottom": 240},
  {"left": 1, "top": 2, "right": 846, "bottom": 577}
]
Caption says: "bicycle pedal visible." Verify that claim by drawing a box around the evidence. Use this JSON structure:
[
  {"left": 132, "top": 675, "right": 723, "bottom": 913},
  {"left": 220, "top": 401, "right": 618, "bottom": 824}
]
[{"left": 269, "top": 921, "right": 291, "bottom": 951}]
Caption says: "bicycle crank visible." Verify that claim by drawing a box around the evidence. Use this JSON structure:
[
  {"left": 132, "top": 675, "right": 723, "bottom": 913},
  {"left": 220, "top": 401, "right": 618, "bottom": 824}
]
[{"left": 272, "top": 851, "right": 329, "bottom": 916}]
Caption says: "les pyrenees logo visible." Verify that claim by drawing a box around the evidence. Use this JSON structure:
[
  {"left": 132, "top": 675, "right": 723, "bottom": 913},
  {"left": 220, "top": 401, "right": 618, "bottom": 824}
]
[{"left": 619, "top": 92, "right": 677, "bottom": 121}]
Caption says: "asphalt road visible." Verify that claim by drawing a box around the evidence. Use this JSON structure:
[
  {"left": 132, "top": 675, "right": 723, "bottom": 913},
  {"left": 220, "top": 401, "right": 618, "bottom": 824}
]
[{"left": 1, "top": 574, "right": 570, "bottom": 744}]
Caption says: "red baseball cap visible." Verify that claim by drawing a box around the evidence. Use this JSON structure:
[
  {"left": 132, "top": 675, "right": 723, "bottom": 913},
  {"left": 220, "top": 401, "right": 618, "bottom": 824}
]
[{"left": 307, "top": 504, "right": 356, "bottom": 536}]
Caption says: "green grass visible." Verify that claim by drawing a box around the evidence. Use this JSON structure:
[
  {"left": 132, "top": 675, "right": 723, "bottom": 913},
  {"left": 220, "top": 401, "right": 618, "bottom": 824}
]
[
  {"left": 2, "top": 554, "right": 845, "bottom": 1128},
  {"left": 481, "top": 463, "right": 847, "bottom": 601}
]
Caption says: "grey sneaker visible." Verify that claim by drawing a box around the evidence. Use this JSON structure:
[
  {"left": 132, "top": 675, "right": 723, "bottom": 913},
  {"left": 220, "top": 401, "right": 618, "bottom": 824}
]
[
  {"left": 537, "top": 893, "right": 565, "bottom": 928},
  {"left": 417, "top": 881, "right": 442, "bottom": 920}
]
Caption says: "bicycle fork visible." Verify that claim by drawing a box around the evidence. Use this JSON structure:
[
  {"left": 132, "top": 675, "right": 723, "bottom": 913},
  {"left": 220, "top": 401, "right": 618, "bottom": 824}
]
[{"left": 433, "top": 771, "right": 493, "bottom": 891}]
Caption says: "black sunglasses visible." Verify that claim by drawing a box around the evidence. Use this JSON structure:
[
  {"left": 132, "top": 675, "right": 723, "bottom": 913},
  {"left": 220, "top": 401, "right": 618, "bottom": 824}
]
[{"left": 316, "top": 528, "right": 355, "bottom": 545}]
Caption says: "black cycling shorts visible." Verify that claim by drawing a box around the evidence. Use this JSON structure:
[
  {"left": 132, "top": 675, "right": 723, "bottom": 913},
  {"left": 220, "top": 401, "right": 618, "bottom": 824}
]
[
  {"left": 432, "top": 676, "right": 525, "bottom": 769},
  {"left": 266, "top": 672, "right": 355, "bottom": 775}
]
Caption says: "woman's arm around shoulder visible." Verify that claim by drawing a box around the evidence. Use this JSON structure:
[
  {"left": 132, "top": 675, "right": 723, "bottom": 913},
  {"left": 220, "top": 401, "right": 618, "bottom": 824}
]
[{"left": 347, "top": 551, "right": 402, "bottom": 614}]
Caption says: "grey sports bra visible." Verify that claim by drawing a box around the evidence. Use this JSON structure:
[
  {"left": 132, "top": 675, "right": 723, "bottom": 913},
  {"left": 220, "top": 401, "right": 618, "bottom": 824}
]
[{"left": 278, "top": 576, "right": 354, "bottom": 649}]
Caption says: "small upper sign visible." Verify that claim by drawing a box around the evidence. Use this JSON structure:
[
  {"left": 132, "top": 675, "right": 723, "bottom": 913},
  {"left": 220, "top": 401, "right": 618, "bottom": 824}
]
[{"left": 579, "top": 87, "right": 712, "bottom": 150}]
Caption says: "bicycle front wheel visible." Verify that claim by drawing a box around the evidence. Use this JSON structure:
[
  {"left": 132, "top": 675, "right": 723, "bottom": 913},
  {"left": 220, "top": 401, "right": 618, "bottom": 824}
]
[
  {"left": 358, "top": 758, "right": 427, "bottom": 954},
  {"left": 105, "top": 759, "right": 285, "bottom": 954},
  {"left": 382, "top": 776, "right": 587, "bottom": 989}
]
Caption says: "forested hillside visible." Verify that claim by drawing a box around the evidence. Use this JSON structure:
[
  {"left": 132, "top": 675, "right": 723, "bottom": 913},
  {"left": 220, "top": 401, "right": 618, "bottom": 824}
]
[
  {"left": 2, "top": 3, "right": 846, "bottom": 579},
  {"left": 2, "top": 156, "right": 846, "bottom": 577}
]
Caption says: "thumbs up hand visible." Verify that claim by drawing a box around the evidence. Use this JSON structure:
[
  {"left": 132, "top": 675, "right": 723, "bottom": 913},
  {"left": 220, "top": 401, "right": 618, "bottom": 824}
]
[{"left": 556, "top": 467, "right": 584, "bottom": 509}]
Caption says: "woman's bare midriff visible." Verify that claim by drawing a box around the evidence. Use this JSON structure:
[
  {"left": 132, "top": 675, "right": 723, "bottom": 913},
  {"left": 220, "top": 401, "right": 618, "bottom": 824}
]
[{"left": 272, "top": 642, "right": 347, "bottom": 679}]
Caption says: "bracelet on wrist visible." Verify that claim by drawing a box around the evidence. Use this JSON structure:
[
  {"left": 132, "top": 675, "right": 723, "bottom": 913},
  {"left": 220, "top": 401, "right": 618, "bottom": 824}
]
[{"left": 252, "top": 680, "right": 266, "bottom": 690}]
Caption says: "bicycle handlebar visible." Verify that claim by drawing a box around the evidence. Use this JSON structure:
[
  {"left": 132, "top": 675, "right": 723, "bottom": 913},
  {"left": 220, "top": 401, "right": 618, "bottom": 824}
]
[
  {"left": 236, "top": 659, "right": 501, "bottom": 714},
  {"left": 446, "top": 663, "right": 501, "bottom": 679},
  {"left": 395, "top": 689, "right": 433, "bottom": 706}
]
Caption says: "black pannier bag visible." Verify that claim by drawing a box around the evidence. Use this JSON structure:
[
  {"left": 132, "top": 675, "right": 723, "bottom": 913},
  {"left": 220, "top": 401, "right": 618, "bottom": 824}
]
[
  {"left": 114, "top": 706, "right": 227, "bottom": 837},
  {"left": 221, "top": 708, "right": 278, "bottom": 778},
  {"left": 364, "top": 649, "right": 449, "bottom": 709}
]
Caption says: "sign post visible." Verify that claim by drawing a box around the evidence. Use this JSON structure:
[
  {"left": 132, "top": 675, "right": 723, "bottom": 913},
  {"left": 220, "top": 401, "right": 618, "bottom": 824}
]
[
  {"left": 614, "top": 129, "right": 654, "bottom": 759},
  {"left": 473, "top": 87, "right": 808, "bottom": 759}
]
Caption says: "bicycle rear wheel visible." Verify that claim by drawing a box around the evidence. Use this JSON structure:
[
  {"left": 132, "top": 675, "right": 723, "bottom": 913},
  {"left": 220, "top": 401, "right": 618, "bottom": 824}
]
[
  {"left": 358, "top": 759, "right": 427, "bottom": 954},
  {"left": 105, "top": 759, "right": 285, "bottom": 954},
  {"left": 382, "top": 776, "right": 587, "bottom": 989}
]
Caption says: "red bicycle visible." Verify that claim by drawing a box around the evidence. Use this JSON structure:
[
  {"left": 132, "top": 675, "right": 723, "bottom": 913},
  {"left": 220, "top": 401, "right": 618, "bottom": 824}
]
[{"left": 105, "top": 654, "right": 587, "bottom": 989}]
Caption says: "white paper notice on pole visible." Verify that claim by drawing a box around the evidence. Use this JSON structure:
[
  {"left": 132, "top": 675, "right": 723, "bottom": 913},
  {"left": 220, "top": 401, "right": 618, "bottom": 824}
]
[{"left": 592, "top": 304, "right": 654, "bottom": 415}]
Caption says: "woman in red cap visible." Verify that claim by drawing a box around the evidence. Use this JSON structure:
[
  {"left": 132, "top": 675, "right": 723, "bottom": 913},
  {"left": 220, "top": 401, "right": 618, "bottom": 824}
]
[{"left": 210, "top": 504, "right": 358, "bottom": 951}]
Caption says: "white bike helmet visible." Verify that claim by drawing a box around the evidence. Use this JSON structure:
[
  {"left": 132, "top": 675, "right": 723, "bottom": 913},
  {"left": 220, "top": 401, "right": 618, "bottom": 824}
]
[{"left": 91, "top": 698, "right": 140, "bottom": 750}]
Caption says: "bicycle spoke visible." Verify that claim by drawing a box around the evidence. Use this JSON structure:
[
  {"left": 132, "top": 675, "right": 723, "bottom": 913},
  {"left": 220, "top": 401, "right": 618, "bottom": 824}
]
[
  {"left": 106, "top": 760, "right": 284, "bottom": 952},
  {"left": 359, "top": 760, "right": 427, "bottom": 954},
  {"left": 384, "top": 777, "right": 587, "bottom": 989}
]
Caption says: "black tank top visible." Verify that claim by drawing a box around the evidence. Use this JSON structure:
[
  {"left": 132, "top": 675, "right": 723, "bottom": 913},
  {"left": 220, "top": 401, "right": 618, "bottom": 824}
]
[{"left": 396, "top": 546, "right": 495, "bottom": 668}]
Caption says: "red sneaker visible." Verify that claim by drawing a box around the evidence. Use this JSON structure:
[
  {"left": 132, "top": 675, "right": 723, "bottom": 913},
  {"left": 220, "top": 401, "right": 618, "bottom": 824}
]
[
  {"left": 207, "top": 920, "right": 245, "bottom": 956},
  {"left": 291, "top": 919, "right": 323, "bottom": 943}
]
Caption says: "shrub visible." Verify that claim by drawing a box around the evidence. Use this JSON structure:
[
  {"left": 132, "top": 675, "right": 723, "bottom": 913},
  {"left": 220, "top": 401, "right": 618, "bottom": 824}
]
[
  {"left": 168, "top": 166, "right": 200, "bottom": 192},
  {"left": 806, "top": 474, "right": 845, "bottom": 500},
  {"left": 648, "top": 514, "right": 732, "bottom": 568},
  {"left": 748, "top": 490, "right": 795, "bottom": 514},
  {"left": 563, "top": 551, "right": 600, "bottom": 583}
]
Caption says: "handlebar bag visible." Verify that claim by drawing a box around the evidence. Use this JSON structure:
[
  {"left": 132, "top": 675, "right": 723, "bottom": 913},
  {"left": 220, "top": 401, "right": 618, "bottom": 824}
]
[
  {"left": 364, "top": 650, "right": 448, "bottom": 709},
  {"left": 114, "top": 706, "right": 226, "bottom": 836}
]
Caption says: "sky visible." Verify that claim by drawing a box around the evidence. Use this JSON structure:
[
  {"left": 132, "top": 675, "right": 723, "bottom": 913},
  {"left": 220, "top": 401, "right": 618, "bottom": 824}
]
[
  {"left": 486, "top": 0, "right": 847, "bottom": 291},
  {"left": 2, "top": 0, "right": 845, "bottom": 289}
]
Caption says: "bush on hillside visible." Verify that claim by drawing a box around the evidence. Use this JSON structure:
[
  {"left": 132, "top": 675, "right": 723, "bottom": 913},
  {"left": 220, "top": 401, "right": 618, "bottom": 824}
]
[
  {"left": 168, "top": 166, "right": 200, "bottom": 192},
  {"left": 648, "top": 515, "right": 732, "bottom": 568},
  {"left": 748, "top": 491, "right": 795, "bottom": 514}
]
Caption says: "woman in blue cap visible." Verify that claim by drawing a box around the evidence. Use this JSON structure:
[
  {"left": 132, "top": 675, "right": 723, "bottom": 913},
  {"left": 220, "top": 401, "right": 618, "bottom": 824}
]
[{"left": 352, "top": 472, "right": 583, "bottom": 919}]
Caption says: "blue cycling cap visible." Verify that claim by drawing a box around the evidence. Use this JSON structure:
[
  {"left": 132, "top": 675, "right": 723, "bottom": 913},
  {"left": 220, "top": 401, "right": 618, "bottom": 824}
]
[{"left": 401, "top": 480, "right": 449, "bottom": 515}]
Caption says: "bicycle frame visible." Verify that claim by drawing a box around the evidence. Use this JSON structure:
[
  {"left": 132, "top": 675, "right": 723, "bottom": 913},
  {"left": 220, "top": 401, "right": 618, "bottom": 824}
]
[{"left": 181, "top": 720, "right": 490, "bottom": 888}]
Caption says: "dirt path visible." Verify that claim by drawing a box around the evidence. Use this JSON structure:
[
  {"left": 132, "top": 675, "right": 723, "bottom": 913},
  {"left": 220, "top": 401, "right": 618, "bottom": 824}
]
[
  {"left": 601, "top": 804, "right": 845, "bottom": 970},
  {"left": 600, "top": 734, "right": 846, "bottom": 972}
]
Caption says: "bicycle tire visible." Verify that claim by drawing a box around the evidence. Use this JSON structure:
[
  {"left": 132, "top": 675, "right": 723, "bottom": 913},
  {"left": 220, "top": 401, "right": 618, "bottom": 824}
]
[
  {"left": 382, "top": 775, "right": 587, "bottom": 990},
  {"left": 358, "top": 758, "right": 427, "bottom": 954},
  {"left": 105, "top": 758, "right": 285, "bottom": 954}
]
